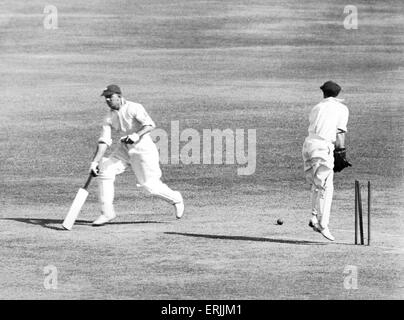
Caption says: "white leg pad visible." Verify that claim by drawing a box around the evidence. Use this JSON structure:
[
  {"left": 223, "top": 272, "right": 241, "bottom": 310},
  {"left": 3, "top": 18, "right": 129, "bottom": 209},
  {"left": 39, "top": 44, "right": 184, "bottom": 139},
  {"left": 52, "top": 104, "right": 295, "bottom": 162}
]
[{"left": 97, "top": 157, "right": 127, "bottom": 217}]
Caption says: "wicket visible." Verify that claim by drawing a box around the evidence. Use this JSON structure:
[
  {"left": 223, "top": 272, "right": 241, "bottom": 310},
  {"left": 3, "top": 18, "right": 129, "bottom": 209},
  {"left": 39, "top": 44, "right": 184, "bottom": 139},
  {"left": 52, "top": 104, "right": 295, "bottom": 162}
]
[{"left": 354, "top": 180, "right": 371, "bottom": 246}]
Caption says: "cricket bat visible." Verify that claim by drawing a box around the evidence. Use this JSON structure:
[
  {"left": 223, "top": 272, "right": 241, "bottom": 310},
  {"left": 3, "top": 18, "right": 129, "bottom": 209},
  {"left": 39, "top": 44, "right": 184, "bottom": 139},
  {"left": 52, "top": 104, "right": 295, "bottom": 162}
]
[{"left": 62, "top": 174, "right": 93, "bottom": 230}]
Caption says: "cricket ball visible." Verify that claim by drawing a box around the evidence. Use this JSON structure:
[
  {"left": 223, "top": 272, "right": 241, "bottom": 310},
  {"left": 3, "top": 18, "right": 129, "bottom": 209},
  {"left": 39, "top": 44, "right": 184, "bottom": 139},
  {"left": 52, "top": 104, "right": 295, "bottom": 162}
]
[{"left": 277, "top": 218, "right": 284, "bottom": 225}]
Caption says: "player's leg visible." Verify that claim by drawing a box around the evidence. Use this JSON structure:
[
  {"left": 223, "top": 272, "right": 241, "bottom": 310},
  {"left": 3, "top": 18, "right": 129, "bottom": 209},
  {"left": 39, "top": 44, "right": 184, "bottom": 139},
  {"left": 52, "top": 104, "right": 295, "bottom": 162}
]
[
  {"left": 130, "top": 146, "right": 184, "bottom": 218},
  {"left": 313, "top": 165, "right": 334, "bottom": 240},
  {"left": 93, "top": 156, "right": 128, "bottom": 225},
  {"left": 305, "top": 170, "right": 321, "bottom": 231},
  {"left": 310, "top": 184, "right": 320, "bottom": 225},
  {"left": 303, "top": 138, "right": 335, "bottom": 238},
  {"left": 318, "top": 170, "right": 334, "bottom": 229},
  {"left": 302, "top": 142, "right": 320, "bottom": 230}
]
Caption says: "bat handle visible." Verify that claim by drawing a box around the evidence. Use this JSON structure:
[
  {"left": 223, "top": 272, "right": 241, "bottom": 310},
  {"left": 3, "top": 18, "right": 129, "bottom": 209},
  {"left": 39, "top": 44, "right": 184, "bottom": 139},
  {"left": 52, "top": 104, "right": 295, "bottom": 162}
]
[{"left": 83, "top": 173, "right": 93, "bottom": 190}]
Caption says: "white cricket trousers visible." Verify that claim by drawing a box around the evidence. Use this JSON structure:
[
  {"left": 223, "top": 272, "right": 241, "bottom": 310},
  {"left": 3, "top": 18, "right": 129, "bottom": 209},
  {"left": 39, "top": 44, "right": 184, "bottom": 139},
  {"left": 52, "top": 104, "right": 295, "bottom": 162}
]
[
  {"left": 97, "top": 136, "right": 182, "bottom": 216},
  {"left": 302, "top": 136, "right": 335, "bottom": 228}
]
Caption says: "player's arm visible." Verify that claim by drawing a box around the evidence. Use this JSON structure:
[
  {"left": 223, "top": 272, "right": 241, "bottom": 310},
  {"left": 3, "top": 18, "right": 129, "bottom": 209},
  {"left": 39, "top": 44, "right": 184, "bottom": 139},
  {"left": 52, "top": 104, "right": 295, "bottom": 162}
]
[
  {"left": 90, "top": 120, "right": 112, "bottom": 176},
  {"left": 335, "top": 129, "right": 346, "bottom": 149},
  {"left": 335, "top": 106, "right": 349, "bottom": 150},
  {"left": 136, "top": 124, "right": 155, "bottom": 137},
  {"left": 120, "top": 125, "right": 154, "bottom": 144},
  {"left": 92, "top": 142, "right": 108, "bottom": 163},
  {"left": 333, "top": 105, "right": 351, "bottom": 172},
  {"left": 333, "top": 129, "right": 352, "bottom": 172},
  {"left": 89, "top": 143, "right": 108, "bottom": 177},
  {"left": 120, "top": 104, "right": 156, "bottom": 144}
]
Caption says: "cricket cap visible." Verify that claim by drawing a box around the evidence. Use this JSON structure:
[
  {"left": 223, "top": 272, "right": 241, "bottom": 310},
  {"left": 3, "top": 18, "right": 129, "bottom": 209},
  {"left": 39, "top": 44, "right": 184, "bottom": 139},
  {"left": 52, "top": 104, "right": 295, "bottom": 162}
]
[
  {"left": 101, "top": 84, "right": 122, "bottom": 96},
  {"left": 320, "top": 81, "right": 341, "bottom": 97}
]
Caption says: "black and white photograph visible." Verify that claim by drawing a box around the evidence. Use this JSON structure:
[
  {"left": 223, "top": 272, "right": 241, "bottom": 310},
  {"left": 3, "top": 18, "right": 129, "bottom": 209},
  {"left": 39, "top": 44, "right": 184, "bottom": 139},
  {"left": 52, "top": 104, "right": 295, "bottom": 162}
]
[{"left": 1, "top": 0, "right": 403, "bottom": 306}]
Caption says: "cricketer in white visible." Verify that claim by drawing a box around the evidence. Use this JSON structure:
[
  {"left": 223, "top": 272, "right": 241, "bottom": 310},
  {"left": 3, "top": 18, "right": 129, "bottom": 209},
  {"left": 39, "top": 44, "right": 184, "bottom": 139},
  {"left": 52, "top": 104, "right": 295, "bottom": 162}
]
[
  {"left": 302, "top": 81, "right": 349, "bottom": 241},
  {"left": 89, "top": 84, "right": 184, "bottom": 226}
]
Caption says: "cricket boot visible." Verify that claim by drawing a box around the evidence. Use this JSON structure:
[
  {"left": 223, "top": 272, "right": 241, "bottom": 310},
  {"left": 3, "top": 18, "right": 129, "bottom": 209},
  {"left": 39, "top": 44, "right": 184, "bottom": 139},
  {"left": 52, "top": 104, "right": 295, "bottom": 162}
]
[
  {"left": 309, "top": 216, "right": 321, "bottom": 233},
  {"left": 92, "top": 204, "right": 116, "bottom": 226},
  {"left": 174, "top": 192, "right": 185, "bottom": 219},
  {"left": 320, "top": 227, "right": 335, "bottom": 241}
]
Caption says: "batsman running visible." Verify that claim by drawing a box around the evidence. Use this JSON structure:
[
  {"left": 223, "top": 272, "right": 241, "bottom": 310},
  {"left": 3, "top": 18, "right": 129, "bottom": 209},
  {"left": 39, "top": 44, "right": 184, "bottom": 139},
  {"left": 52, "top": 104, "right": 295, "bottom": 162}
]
[
  {"left": 89, "top": 84, "right": 184, "bottom": 226},
  {"left": 302, "top": 81, "right": 351, "bottom": 241}
]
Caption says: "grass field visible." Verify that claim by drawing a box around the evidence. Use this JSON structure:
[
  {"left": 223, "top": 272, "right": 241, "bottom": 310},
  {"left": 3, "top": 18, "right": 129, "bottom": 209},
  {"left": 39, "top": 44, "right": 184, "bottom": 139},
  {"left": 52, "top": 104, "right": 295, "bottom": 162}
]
[{"left": 0, "top": 0, "right": 403, "bottom": 299}]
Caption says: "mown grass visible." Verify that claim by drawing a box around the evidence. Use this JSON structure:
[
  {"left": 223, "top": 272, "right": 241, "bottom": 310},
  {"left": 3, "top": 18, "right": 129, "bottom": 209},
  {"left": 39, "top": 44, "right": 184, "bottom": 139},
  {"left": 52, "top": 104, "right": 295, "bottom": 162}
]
[{"left": 0, "top": 0, "right": 403, "bottom": 299}]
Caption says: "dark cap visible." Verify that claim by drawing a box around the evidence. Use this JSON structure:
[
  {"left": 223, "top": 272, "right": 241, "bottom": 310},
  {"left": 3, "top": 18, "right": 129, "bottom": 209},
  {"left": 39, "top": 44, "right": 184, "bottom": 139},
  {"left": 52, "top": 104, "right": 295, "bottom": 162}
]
[
  {"left": 320, "top": 81, "right": 341, "bottom": 97},
  {"left": 101, "top": 84, "right": 122, "bottom": 97}
]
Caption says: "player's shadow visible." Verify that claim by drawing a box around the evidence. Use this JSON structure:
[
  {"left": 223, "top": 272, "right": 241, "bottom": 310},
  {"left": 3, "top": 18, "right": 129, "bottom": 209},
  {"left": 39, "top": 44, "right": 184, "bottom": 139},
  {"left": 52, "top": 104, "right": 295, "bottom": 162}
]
[
  {"left": 2, "top": 218, "right": 164, "bottom": 231},
  {"left": 165, "top": 232, "right": 327, "bottom": 245}
]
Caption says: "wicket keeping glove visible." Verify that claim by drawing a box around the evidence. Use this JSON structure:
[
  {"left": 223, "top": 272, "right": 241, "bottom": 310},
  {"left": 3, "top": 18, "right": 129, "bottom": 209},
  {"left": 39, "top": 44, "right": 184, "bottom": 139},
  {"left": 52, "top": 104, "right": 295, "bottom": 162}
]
[
  {"left": 120, "top": 133, "right": 140, "bottom": 144},
  {"left": 333, "top": 148, "right": 352, "bottom": 172},
  {"left": 89, "top": 161, "right": 99, "bottom": 177}
]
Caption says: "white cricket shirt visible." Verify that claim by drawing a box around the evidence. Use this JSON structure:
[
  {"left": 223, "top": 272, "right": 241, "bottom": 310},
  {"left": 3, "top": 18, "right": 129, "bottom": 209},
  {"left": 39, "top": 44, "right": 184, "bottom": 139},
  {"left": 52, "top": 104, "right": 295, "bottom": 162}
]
[
  {"left": 98, "top": 98, "right": 155, "bottom": 146},
  {"left": 307, "top": 97, "right": 349, "bottom": 143}
]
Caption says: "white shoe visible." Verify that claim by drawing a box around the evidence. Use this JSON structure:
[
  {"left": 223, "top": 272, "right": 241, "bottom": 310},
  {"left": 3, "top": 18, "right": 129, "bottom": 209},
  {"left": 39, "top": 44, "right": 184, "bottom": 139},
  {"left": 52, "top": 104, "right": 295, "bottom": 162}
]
[
  {"left": 174, "top": 194, "right": 184, "bottom": 219},
  {"left": 92, "top": 213, "right": 116, "bottom": 226},
  {"left": 320, "top": 227, "right": 335, "bottom": 241}
]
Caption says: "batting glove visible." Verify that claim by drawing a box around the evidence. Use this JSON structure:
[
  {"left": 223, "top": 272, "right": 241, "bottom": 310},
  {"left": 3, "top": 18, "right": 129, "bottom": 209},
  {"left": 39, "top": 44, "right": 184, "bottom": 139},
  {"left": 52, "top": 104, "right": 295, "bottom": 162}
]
[
  {"left": 120, "top": 133, "right": 140, "bottom": 144},
  {"left": 89, "top": 161, "right": 99, "bottom": 177}
]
